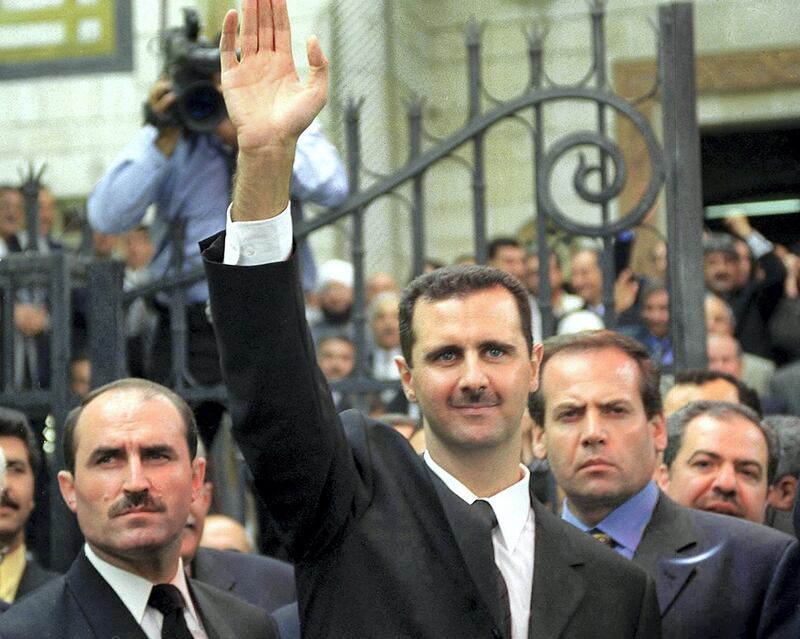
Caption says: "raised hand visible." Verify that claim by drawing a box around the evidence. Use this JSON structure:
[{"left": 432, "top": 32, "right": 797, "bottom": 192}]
[{"left": 220, "top": 0, "right": 328, "bottom": 155}]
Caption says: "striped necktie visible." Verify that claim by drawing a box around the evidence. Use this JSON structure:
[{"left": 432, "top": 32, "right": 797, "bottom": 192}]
[{"left": 588, "top": 528, "right": 618, "bottom": 548}]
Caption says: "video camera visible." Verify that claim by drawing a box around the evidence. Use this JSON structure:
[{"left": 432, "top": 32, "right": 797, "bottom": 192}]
[{"left": 160, "top": 8, "right": 225, "bottom": 133}]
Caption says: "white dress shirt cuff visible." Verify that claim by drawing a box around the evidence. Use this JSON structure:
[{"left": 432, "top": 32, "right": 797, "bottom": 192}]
[
  {"left": 744, "top": 229, "right": 773, "bottom": 260},
  {"left": 223, "top": 203, "right": 294, "bottom": 266}
]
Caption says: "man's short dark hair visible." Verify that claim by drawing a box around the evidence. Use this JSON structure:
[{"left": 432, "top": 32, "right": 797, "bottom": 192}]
[
  {"left": 62, "top": 378, "right": 198, "bottom": 474},
  {"left": 399, "top": 265, "right": 532, "bottom": 366},
  {"left": 528, "top": 330, "right": 662, "bottom": 428},
  {"left": 764, "top": 415, "right": 800, "bottom": 480},
  {"left": 640, "top": 279, "right": 667, "bottom": 303},
  {"left": 703, "top": 232, "right": 738, "bottom": 258},
  {"left": 665, "top": 400, "right": 778, "bottom": 485},
  {"left": 525, "top": 248, "right": 565, "bottom": 272},
  {"left": 487, "top": 237, "right": 522, "bottom": 261},
  {"left": 0, "top": 407, "right": 40, "bottom": 474},
  {"left": 672, "top": 369, "right": 762, "bottom": 416}
]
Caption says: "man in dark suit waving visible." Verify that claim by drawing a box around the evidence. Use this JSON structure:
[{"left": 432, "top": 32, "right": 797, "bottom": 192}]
[
  {"left": 202, "top": 2, "right": 660, "bottom": 637},
  {"left": 530, "top": 330, "right": 800, "bottom": 639},
  {"left": 0, "top": 378, "right": 276, "bottom": 638}
]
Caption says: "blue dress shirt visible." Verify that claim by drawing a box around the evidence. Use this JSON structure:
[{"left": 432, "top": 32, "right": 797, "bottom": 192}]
[
  {"left": 87, "top": 120, "right": 347, "bottom": 303},
  {"left": 561, "top": 480, "right": 659, "bottom": 559}
]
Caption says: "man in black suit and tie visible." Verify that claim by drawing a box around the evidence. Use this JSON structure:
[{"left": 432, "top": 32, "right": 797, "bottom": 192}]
[
  {"left": 530, "top": 330, "right": 800, "bottom": 638},
  {"left": 0, "top": 378, "right": 276, "bottom": 638},
  {"left": 201, "top": 2, "right": 660, "bottom": 637}
]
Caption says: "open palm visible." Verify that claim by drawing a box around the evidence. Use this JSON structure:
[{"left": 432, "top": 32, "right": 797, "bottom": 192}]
[{"left": 219, "top": 0, "right": 328, "bottom": 153}]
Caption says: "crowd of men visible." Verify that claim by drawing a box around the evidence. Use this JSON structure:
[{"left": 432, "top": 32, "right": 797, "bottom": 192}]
[{"left": 2, "top": 0, "right": 800, "bottom": 637}]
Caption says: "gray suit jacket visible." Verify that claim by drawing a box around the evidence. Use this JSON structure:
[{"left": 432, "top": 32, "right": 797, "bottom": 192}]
[
  {"left": 191, "top": 547, "right": 296, "bottom": 612},
  {"left": 769, "top": 360, "right": 800, "bottom": 417},
  {"left": 0, "top": 551, "right": 278, "bottom": 638},
  {"left": 633, "top": 493, "right": 800, "bottom": 639}
]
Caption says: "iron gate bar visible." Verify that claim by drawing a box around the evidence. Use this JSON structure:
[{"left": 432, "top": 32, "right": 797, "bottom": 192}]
[
  {"left": 345, "top": 98, "right": 370, "bottom": 396},
  {"left": 659, "top": 2, "right": 706, "bottom": 369},
  {"left": 530, "top": 28, "right": 556, "bottom": 338},
  {"left": 467, "top": 18, "right": 488, "bottom": 264},
  {"left": 408, "top": 97, "right": 426, "bottom": 277},
  {"left": 297, "top": 87, "right": 665, "bottom": 240}
]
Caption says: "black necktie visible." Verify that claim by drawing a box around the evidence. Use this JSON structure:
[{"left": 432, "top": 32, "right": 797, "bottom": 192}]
[
  {"left": 472, "top": 500, "right": 513, "bottom": 639},
  {"left": 148, "top": 584, "right": 194, "bottom": 639}
]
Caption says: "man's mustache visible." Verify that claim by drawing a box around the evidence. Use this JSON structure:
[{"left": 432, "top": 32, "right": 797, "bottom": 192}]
[
  {"left": 0, "top": 493, "right": 19, "bottom": 510},
  {"left": 449, "top": 388, "right": 500, "bottom": 408},
  {"left": 107, "top": 491, "right": 166, "bottom": 518}
]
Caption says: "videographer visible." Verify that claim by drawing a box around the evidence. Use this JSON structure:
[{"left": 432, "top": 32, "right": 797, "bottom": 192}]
[{"left": 87, "top": 10, "right": 348, "bottom": 391}]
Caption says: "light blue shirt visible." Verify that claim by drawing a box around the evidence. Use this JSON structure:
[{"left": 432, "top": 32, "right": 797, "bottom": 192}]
[
  {"left": 561, "top": 480, "right": 659, "bottom": 559},
  {"left": 87, "top": 120, "right": 347, "bottom": 302}
]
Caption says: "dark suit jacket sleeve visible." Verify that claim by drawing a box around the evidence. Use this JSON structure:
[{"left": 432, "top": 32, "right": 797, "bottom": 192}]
[
  {"left": 756, "top": 538, "right": 800, "bottom": 638},
  {"left": 636, "top": 577, "right": 662, "bottom": 639},
  {"left": 202, "top": 233, "right": 364, "bottom": 562},
  {"left": 752, "top": 251, "right": 786, "bottom": 316}
]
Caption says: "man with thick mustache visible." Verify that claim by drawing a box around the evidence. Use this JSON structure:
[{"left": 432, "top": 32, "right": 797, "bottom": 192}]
[
  {"left": 0, "top": 378, "right": 276, "bottom": 638},
  {"left": 0, "top": 408, "right": 59, "bottom": 606},
  {"left": 530, "top": 330, "right": 800, "bottom": 638},
  {"left": 663, "top": 401, "right": 778, "bottom": 524},
  {"left": 202, "top": 1, "right": 660, "bottom": 637}
]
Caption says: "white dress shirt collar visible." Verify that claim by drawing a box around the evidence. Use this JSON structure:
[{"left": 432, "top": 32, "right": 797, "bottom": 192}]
[
  {"left": 84, "top": 543, "right": 204, "bottom": 636},
  {"left": 423, "top": 451, "right": 532, "bottom": 553}
]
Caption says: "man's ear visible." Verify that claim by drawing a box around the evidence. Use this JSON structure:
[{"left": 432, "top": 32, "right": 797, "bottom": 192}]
[
  {"left": 530, "top": 343, "right": 544, "bottom": 393},
  {"left": 191, "top": 457, "right": 207, "bottom": 503},
  {"left": 650, "top": 413, "right": 667, "bottom": 454},
  {"left": 532, "top": 423, "right": 548, "bottom": 460},
  {"left": 57, "top": 470, "right": 77, "bottom": 513},
  {"left": 768, "top": 475, "right": 798, "bottom": 511},
  {"left": 395, "top": 356, "right": 416, "bottom": 403},
  {"left": 653, "top": 463, "right": 670, "bottom": 491}
]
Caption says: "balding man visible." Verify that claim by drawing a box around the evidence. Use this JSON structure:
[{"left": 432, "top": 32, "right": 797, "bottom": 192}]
[
  {"left": 707, "top": 332, "right": 775, "bottom": 399},
  {"left": 0, "top": 379, "right": 276, "bottom": 638},
  {"left": 180, "top": 480, "right": 296, "bottom": 614}
]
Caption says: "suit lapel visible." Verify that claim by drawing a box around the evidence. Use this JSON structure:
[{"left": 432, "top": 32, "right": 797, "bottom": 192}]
[
  {"left": 193, "top": 549, "right": 235, "bottom": 593},
  {"left": 66, "top": 552, "right": 148, "bottom": 639},
  {"left": 633, "top": 493, "right": 697, "bottom": 615},
  {"left": 529, "top": 499, "right": 586, "bottom": 639},
  {"left": 426, "top": 467, "right": 506, "bottom": 631},
  {"left": 189, "top": 580, "right": 224, "bottom": 639}
]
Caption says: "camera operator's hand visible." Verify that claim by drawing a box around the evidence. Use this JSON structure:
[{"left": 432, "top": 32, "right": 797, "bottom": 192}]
[
  {"left": 220, "top": 0, "right": 329, "bottom": 221},
  {"left": 147, "top": 77, "right": 182, "bottom": 156}
]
